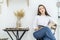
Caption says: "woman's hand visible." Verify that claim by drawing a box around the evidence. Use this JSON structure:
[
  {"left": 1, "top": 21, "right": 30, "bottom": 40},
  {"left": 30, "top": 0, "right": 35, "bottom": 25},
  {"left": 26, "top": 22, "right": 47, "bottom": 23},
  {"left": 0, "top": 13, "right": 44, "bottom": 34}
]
[
  {"left": 48, "top": 22, "right": 57, "bottom": 30},
  {"left": 34, "top": 27, "right": 39, "bottom": 31}
]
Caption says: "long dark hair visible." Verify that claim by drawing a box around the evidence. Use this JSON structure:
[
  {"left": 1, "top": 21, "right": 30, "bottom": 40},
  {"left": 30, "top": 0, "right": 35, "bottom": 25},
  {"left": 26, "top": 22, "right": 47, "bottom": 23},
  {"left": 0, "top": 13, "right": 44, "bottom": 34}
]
[{"left": 37, "top": 4, "right": 50, "bottom": 16}]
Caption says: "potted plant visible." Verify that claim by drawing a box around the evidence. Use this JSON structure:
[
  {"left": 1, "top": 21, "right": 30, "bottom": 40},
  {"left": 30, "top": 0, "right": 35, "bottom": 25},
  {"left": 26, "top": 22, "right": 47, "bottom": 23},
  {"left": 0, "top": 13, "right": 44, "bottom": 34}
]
[{"left": 14, "top": 9, "right": 24, "bottom": 28}]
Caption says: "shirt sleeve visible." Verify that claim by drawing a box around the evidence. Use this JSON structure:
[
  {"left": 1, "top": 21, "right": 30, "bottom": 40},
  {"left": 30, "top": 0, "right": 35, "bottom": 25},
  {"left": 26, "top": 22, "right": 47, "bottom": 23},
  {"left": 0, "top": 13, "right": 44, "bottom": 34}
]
[
  {"left": 49, "top": 17, "right": 57, "bottom": 25},
  {"left": 32, "top": 16, "right": 38, "bottom": 29}
]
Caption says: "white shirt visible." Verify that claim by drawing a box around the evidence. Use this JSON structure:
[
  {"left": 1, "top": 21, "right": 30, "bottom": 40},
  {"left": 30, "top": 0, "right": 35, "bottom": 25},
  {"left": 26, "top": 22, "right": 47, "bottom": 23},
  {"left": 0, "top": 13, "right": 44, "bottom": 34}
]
[{"left": 33, "top": 15, "right": 57, "bottom": 29}]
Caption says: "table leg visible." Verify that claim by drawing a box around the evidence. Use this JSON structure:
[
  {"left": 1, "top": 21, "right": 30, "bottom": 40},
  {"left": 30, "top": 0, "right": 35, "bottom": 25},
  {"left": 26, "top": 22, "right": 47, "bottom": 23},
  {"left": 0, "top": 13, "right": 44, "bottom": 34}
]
[
  {"left": 6, "top": 31, "right": 13, "bottom": 40},
  {"left": 12, "top": 31, "right": 19, "bottom": 40},
  {"left": 12, "top": 31, "right": 17, "bottom": 38},
  {"left": 19, "top": 31, "right": 26, "bottom": 40},
  {"left": 16, "top": 31, "right": 19, "bottom": 40}
]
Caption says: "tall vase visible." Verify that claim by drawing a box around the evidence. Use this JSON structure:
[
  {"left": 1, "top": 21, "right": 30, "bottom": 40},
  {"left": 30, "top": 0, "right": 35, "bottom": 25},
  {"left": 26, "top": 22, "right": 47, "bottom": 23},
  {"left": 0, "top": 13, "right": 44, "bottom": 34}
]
[{"left": 16, "top": 17, "right": 21, "bottom": 28}]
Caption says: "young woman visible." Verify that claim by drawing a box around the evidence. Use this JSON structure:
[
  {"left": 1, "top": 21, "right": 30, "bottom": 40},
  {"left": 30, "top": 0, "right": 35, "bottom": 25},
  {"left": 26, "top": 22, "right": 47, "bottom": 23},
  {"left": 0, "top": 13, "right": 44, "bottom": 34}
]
[{"left": 33, "top": 4, "right": 57, "bottom": 40}]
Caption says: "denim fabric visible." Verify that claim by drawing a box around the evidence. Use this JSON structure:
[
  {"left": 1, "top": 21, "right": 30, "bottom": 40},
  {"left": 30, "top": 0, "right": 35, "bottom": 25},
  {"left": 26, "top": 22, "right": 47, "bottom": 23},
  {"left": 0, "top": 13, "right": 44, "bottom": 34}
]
[{"left": 33, "top": 27, "right": 56, "bottom": 40}]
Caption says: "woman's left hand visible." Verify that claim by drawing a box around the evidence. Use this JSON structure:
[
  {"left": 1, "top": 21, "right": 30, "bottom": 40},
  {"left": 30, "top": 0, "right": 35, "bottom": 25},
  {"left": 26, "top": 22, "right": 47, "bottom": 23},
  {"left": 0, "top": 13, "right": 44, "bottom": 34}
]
[{"left": 48, "top": 22, "right": 57, "bottom": 30}]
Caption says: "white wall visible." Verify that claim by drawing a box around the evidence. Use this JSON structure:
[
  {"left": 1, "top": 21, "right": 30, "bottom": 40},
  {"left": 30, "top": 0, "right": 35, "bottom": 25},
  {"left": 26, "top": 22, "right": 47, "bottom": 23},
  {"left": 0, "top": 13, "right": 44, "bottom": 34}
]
[
  {"left": 58, "top": 0, "right": 60, "bottom": 39},
  {"left": 0, "top": 0, "right": 58, "bottom": 40}
]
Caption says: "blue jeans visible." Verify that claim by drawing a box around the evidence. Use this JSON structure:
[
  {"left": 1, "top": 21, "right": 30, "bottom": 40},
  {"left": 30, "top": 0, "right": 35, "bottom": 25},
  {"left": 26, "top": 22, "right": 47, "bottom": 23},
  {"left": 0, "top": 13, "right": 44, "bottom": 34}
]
[{"left": 33, "top": 27, "right": 56, "bottom": 40}]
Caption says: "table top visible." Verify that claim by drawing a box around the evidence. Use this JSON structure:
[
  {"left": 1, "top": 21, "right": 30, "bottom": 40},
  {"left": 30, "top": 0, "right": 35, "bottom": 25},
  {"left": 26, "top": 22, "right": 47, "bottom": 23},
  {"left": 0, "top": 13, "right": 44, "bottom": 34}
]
[{"left": 3, "top": 27, "right": 29, "bottom": 31}]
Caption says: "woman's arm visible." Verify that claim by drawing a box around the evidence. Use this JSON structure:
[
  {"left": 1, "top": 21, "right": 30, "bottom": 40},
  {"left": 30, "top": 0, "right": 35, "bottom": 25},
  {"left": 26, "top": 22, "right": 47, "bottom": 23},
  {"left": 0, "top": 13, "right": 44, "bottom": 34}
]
[
  {"left": 48, "top": 17, "right": 57, "bottom": 30},
  {"left": 48, "top": 21, "right": 57, "bottom": 30}
]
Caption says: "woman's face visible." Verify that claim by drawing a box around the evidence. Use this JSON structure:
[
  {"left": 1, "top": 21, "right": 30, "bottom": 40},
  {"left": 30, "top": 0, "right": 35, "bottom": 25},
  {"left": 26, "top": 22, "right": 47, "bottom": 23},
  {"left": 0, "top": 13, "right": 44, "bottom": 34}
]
[{"left": 39, "top": 6, "right": 45, "bottom": 15}]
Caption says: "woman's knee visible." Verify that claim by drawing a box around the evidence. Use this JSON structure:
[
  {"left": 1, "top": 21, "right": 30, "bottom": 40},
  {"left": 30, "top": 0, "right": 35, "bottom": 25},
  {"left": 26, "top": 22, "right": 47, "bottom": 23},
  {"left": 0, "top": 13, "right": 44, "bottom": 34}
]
[{"left": 33, "top": 32, "right": 38, "bottom": 39}]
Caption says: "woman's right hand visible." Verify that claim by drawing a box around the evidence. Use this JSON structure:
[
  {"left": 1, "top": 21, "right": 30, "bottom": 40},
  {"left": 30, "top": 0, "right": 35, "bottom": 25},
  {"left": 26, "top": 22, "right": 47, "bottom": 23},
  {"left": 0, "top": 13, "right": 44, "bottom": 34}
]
[{"left": 34, "top": 27, "right": 39, "bottom": 31}]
